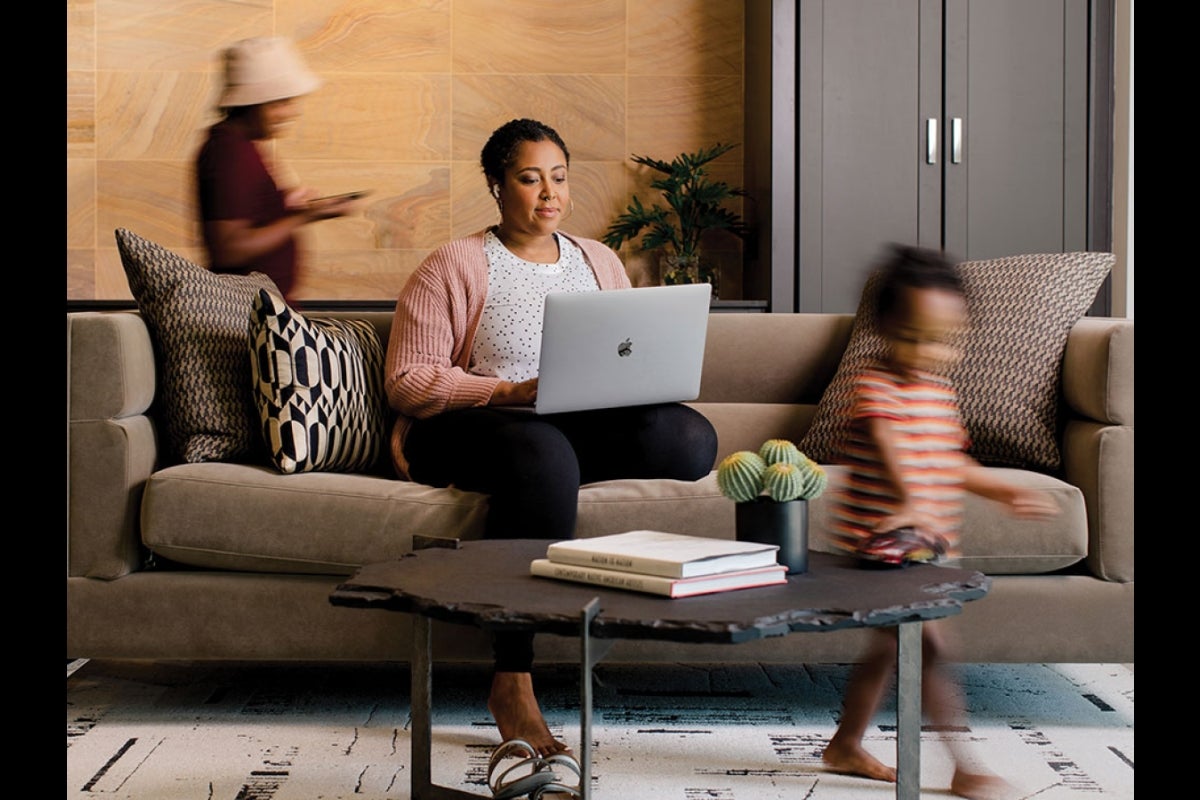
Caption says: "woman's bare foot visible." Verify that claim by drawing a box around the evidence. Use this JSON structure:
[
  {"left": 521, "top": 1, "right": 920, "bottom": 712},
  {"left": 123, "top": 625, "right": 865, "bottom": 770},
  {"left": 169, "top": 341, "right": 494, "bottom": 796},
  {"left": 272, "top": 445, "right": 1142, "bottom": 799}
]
[
  {"left": 487, "top": 671, "right": 570, "bottom": 757},
  {"left": 821, "top": 737, "right": 897, "bottom": 782},
  {"left": 950, "top": 769, "right": 1015, "bottom": 800}
]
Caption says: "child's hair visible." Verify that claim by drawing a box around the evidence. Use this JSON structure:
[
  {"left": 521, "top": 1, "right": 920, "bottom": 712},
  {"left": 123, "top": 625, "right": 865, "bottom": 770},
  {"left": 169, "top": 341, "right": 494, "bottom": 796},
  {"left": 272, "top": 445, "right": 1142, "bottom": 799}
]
[{"left": 873, "top": 244, "right": 964, "bottom": 326}]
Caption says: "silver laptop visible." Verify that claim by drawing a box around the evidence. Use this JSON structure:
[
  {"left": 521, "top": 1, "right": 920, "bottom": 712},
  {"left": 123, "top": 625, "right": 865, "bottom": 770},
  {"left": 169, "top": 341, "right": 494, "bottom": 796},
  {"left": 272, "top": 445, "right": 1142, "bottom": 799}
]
[{"left": 527, "top": 283, "right": 712, "bottom": 415}]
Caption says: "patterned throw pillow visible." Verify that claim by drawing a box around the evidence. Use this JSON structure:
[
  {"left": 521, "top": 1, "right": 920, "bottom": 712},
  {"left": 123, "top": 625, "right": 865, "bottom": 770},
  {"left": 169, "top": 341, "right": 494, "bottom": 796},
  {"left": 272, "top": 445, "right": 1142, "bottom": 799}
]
[
  {"left": 115, "top": 228, "right": 278, "bottom": 464},
  {"left": 248, "top": 290, "right": 387, "bottom": 474},
  {"left": 799, "top": 251, "right": 1114, "bottom": 474}
]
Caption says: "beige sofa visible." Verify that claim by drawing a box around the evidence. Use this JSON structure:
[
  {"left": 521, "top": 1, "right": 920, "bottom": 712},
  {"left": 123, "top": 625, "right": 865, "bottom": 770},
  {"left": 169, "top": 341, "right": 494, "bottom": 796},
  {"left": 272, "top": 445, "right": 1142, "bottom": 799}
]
[{"left": 66, "top": 309, "right": 1133, "bottom": 666}]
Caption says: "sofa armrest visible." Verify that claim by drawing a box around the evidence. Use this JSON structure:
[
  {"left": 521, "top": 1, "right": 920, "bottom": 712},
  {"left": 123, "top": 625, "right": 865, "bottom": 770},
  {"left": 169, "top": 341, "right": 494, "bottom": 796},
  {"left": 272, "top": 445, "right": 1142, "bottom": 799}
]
[
  {"left": 1060, "top": 317, "right": 1133, "bottom": 583},
  {"left": 1062, "top": 317, "right": 1133, "bottom": 426},
  {"left": 67, "top": 312, "right": 158, "bottom": 579}
]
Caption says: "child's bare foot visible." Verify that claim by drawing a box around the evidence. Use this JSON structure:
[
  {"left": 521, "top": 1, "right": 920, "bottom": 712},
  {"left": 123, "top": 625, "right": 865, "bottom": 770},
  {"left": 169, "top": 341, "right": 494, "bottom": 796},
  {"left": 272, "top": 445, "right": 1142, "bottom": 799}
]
[
  {"left": 950, "top": 769, "right": 1015, "bottom": 800},
  {"left": 821, "top": 738, "right": 897, "bottom": 782},
  {"left": 487, "top": 671, "right": 570, "bottom": 757}
]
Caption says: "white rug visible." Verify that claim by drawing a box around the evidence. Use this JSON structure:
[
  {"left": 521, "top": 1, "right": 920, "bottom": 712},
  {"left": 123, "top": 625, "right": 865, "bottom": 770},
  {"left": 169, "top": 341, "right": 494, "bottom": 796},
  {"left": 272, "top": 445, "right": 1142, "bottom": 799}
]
[{"left": 67, "top": 660, "right": 1133, "bottom": 799}]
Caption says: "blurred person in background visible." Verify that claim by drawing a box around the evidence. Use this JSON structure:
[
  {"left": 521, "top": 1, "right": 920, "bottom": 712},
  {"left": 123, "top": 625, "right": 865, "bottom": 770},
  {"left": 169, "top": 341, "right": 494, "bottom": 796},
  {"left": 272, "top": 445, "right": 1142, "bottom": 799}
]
[{"left": 196, "top": 36, "right": 362, "bottom": 303}]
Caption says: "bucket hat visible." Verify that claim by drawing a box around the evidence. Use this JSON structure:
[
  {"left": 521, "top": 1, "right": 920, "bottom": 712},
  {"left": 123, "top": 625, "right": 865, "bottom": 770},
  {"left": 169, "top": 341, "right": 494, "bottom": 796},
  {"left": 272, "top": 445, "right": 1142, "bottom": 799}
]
[{"left": 217, "top": 36, "right": 322, "bottom": 109}]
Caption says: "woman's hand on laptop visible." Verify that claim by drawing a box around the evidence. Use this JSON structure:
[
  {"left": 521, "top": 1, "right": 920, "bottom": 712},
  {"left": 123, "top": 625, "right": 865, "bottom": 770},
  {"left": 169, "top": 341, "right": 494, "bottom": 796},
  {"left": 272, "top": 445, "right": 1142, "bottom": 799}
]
[{"left": 489, "top": 378, "right": 538, "bottom": 407}]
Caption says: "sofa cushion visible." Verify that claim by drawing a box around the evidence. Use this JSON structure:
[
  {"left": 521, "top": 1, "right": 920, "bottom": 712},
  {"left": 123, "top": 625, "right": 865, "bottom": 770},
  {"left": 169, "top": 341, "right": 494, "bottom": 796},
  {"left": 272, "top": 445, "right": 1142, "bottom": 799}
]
[
  {"left": 140, "top": 463, "right": 487, "bottom": 573},
  {"left": 808, "top": 466, "right": 1088, "bottom": 574},
  {"left": 139, "top": 460, "right": 1082, "bottom": 576},
  {"left": 800, "top": 251, "right": 1114, "bottom": 473},
  {"left": 115, "top": 228, "right": 277, "bottom": 464},
  {"left": 249, "top": 290, "right": 387, "bottom": 474},
  {"left": 139, "top": 464, "right": 731, "bottom": 574}
]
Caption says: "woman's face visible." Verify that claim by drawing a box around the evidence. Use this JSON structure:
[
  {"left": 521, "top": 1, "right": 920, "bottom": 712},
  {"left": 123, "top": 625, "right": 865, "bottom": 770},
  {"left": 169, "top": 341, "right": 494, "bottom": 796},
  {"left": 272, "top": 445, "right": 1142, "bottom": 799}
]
[
  {"left": 248, "top": 97, "right": 303, "bottom": 141},
  {"left": 495, "top": 138, "right": 570, "bottom": 238}
]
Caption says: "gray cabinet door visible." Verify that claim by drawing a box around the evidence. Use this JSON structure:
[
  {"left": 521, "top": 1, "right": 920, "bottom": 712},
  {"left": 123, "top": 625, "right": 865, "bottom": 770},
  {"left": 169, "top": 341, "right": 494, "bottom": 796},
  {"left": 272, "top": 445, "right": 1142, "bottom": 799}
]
[
  {"left": 942, "top": 0, "right": 1089, "bottom": 260},
  {"left": 797, "top": 0, "right": 930, "bottom": 313},
  {"left": 796, "top": 0, "right": 1090, "bottom": 313}
]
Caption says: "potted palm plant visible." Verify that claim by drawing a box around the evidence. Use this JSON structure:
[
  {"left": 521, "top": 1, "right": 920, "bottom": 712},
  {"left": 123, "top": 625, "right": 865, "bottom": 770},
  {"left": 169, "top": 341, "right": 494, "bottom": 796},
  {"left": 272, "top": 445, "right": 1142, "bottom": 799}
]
[{"left": 602, "top": 142, "right": 750, "bottom": 297}]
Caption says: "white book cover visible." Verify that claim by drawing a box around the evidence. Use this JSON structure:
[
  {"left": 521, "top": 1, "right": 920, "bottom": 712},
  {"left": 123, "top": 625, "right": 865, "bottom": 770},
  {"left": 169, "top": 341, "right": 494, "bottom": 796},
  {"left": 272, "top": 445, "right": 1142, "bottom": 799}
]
[
  {"left": 545, "top": 530, "right": 780, "bottom": 578},
  {"left": 529, "top": 559, "right": 788, "bottom": 598}
]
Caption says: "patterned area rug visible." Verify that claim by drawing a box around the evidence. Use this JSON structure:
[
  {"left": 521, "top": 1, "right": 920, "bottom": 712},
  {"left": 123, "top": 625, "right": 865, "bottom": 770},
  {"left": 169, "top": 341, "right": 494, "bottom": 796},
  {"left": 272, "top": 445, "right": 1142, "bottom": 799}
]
[{"left": 67, "top": 660, "right": 1133, "bottom": 799}]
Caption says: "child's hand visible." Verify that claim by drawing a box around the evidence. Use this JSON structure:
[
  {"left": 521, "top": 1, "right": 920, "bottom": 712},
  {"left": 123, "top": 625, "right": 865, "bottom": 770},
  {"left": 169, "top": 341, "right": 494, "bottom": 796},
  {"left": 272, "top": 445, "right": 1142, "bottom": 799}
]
[
  {"left": 964, "top": 465, "right": 1060, "bottom": 519},
  {"left": 871, "top": 506, "right": 937, "bottom": 535},
  {"left": 988, "top": 484, "right": 1056, "bottom": 522},
  {"left": 1003, "top": 487, "right": 1060, "bottom": 519}
]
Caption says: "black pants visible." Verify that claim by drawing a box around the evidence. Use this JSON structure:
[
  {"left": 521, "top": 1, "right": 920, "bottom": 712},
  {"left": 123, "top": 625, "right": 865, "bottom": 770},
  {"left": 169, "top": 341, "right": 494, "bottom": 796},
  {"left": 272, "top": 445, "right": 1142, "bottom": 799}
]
[{"left": 404, "top": 403, "right": 719, "bottom": 670}]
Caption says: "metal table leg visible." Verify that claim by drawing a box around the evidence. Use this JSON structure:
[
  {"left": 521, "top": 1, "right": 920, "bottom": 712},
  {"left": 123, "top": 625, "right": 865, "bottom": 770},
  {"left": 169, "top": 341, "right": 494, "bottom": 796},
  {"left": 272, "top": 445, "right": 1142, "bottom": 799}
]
[
  {"left": 411, "top": 614, "right": 433, "bottom": 798},
  {"left": 578, "top": 598, "right": 610, "bottom": 800},
  {"left": 411, "top": 615, "right": 478, "bottom": 800},
  {"left": 895, "top": 620, "right": 922, "bottom": 800},
  {"left": 410, "top": 608, "right": 612, "bottom": 800}
]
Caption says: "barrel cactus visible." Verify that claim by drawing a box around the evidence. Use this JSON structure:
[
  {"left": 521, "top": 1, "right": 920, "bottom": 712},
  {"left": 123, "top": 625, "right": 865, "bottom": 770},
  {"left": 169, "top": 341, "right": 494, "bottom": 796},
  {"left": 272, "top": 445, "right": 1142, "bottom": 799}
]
[
  {"left": 716, "top": 450, "right": 767, "bottom": 503},
  {"left": 758, "top": 438, "right": 803, "bottom": 467},
  {"left": 796, "top": 458, "right": 828, "bottom": 499},
  {"left": 718, "top": 439, "right": 826, "bottom": 503},
  {"left": 762, "top": 461, "right": 804, "bottom": 501}
]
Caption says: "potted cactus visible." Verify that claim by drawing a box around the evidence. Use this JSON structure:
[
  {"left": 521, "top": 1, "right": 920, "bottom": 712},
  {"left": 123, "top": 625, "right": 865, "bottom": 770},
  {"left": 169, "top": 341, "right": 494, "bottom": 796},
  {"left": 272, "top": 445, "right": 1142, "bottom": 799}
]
[{"left": 716, "top": 439, "right": 827, "bottom": 574}]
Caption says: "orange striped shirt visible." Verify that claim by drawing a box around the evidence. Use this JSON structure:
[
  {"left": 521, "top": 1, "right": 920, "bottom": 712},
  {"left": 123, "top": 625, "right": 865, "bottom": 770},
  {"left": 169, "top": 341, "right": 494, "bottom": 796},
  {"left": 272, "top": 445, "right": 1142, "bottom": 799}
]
[{"left": 830, "top": 363, "right": 969, "bottom": 559}]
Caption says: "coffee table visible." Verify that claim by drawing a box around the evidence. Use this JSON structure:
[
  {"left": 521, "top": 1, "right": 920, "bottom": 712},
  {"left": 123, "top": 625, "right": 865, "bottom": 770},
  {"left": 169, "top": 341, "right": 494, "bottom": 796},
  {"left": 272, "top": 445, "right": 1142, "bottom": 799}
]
[{"left": 329, "top": 538, "right": 990, "bottom": 800}]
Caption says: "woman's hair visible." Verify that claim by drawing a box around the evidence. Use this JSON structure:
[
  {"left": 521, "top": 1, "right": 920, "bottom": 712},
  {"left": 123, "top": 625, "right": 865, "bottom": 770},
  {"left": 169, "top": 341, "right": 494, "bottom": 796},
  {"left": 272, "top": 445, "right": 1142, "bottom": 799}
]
[
  {"left": 480, "top": 118, "right": 570, "bottom": 183},
  {"left": 874, "top": 244, "right": 964, "bottom": 326}
]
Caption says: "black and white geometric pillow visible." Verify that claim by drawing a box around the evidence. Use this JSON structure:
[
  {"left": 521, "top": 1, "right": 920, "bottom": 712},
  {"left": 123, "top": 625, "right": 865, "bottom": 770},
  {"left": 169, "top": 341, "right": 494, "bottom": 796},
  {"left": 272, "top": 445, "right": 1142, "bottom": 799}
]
[{"left": 248, "top": 289, "right": 387, "bottom": 474}]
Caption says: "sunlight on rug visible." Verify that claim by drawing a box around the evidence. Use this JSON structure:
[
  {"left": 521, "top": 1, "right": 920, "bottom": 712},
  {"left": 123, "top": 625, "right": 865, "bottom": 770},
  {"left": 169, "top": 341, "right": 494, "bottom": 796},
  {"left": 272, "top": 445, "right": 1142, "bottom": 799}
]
[{"left": 67, "top": 661, "right": 1132, "bottom": 799}]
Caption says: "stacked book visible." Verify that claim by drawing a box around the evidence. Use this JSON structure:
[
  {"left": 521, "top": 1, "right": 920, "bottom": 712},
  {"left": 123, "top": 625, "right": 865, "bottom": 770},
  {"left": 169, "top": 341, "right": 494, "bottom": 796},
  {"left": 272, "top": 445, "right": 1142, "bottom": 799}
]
[{"left": 530, "top": 530, "right": 787, "bottom": 598}]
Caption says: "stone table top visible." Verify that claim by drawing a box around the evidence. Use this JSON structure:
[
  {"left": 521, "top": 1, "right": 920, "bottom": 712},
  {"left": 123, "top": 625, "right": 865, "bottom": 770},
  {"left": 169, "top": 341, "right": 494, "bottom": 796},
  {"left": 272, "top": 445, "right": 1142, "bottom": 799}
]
[{"left": 330, "top": 539, "right": 991, "bottom": 644}]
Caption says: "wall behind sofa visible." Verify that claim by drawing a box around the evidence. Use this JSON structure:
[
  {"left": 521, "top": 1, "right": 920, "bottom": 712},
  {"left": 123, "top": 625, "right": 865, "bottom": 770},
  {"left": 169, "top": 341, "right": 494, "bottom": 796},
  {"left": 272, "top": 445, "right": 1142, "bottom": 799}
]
[{"left": 66, "top": 0, "right": 748, "bottom": 303}]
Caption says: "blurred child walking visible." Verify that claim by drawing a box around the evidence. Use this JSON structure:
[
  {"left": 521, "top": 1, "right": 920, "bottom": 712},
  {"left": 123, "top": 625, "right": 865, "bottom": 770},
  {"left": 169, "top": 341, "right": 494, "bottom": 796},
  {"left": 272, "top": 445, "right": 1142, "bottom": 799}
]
[{"left": 821, "top": 244, "right": 1059, "bottom": 800}]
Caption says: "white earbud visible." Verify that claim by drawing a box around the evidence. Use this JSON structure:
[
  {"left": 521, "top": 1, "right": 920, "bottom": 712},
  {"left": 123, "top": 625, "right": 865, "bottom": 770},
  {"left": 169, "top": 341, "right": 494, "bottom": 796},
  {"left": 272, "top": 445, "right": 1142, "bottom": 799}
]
[{"left": 491, "top": 185, "right": 500, "bottom": 199}]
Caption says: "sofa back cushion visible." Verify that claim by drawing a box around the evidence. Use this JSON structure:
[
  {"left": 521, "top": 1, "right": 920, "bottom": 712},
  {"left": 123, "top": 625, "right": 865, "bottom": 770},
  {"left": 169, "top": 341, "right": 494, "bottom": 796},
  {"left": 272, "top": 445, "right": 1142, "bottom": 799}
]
[{"left": 697, "top": 313, "right": 854, "bottom": 403}]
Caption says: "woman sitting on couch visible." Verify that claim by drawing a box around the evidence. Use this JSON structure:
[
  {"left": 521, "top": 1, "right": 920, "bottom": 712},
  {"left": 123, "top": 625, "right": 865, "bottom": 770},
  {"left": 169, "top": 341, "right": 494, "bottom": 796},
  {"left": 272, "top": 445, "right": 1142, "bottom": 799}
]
[{"left": 384, "top": 118, "right": 718, "bottom": 757}]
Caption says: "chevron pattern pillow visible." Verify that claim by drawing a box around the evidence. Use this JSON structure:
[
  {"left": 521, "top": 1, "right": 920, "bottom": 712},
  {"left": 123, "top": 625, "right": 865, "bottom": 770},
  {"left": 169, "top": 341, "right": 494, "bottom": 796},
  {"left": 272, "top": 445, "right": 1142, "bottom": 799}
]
[
  {"left": 248, "top": 290, "right": 387, "bottom": 474},
  {"left": 799, "top": 251, "right": 1114, "bottom": 474},
  {"left": 116, "top": 228, "right": 277, "bottom": 464}
]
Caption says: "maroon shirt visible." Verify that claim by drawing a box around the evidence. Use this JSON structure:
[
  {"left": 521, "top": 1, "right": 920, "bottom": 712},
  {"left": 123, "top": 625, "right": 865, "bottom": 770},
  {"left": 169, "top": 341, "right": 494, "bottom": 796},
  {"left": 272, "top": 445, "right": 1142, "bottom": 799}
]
[{"left": 196, "top": 120, "right": 298, "bottom": 299}]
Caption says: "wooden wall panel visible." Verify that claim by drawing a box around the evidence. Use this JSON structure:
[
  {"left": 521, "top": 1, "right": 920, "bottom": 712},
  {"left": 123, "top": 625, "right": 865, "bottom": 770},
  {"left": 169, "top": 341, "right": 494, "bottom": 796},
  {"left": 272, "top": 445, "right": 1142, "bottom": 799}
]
[{"left": 67, "top": 0, "right": 748, "bottom": 302}]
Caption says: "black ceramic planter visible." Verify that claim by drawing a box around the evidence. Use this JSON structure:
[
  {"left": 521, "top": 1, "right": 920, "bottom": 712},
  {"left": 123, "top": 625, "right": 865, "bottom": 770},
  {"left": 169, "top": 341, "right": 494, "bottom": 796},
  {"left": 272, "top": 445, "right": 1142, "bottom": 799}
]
[{"left": 735, "top": 498, "right": 809, "bottom": 575}]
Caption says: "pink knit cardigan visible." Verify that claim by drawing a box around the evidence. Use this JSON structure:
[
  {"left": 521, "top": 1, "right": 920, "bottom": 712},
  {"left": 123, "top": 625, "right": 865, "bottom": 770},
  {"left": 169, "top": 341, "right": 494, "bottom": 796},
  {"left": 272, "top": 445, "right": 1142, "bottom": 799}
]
[{"left": 384, "top": 229, "right": 632, "bottom": 478}]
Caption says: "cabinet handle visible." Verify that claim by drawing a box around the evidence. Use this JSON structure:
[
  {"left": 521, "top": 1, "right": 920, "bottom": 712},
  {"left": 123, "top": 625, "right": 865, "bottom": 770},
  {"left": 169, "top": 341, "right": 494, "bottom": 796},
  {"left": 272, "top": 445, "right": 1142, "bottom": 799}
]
[
  {"left": 926, "top": 118, "right": 937, "bottom": 164},
  {"left": 951, "top": 118, "right": 963, "bottom": 164}
]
